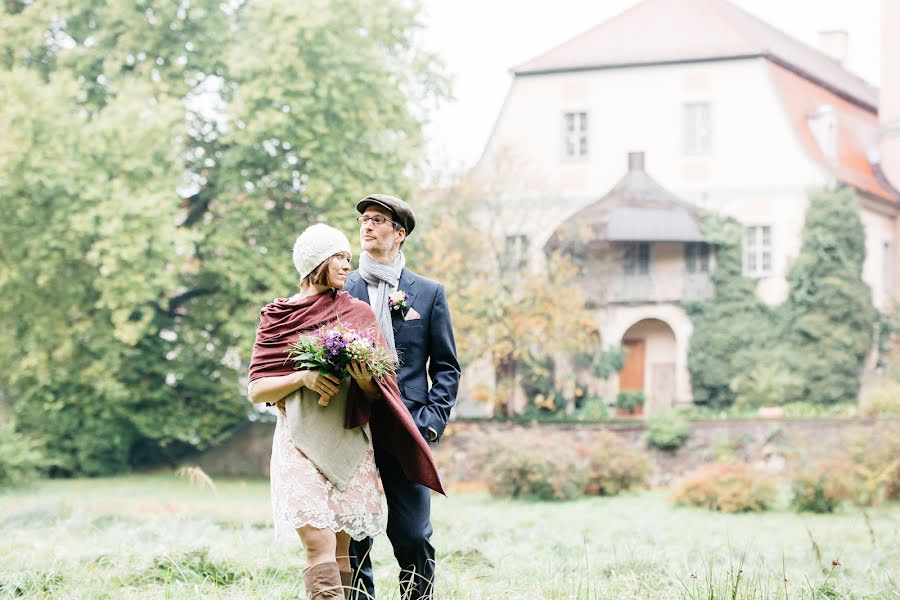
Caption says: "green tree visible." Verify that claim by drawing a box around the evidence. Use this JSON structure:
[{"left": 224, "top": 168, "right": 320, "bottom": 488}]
[
  {"left": 0, "top": 0, "right": 447, "bottom": 474},
  {"left": 687, "top": 188, "right": 877, "bottom": 408},
  {"left": 686, "top": 215, "right": 778, "bottom": 407},
  {"left": 782, "top": 186, "right": 876, "bottom": 404},
  {"left": 0, "top": 68, "right": 206, "bottom": 474}
]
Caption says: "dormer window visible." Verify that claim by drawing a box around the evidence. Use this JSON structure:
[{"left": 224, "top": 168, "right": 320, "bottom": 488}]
[{"left": 808, "top": 105, "right": 837, "bottom": 164}]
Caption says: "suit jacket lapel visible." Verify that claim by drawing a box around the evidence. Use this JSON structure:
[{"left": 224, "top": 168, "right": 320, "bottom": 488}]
[
  {"left": 392, "top": 269, "right": 417, "bottom": 334},
  {"left": 346, "top": 271, "right": 370, "bottom": 304}
]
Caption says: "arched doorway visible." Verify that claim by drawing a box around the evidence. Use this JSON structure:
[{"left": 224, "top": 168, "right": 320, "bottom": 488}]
[{"left": 619, "top": 318, "right": 677, "bottom": 415}]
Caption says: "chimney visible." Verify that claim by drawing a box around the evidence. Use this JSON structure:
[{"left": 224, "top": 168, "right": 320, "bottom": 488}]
[
  {"left": 881, "top": 0, "right": 900, "bottom": 190},
  {"left": 818, "top": 30, "right": 849, "bottom": 65},
  {"left": 628, "top": 151, "right": 645, "bottom": 172}
]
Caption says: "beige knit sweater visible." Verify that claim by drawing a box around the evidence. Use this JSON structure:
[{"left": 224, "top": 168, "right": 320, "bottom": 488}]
[{"left": 282, "top": 378, "right": 370, "bottom": 490}]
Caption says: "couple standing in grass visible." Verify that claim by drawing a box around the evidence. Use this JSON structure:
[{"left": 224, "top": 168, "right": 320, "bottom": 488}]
[{"left": 248, "top": 195, "right": 460, "bottom": 599}]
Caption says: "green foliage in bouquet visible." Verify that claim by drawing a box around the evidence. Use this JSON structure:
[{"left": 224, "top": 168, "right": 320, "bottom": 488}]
[{"left": 287, "top": 324, "right": 397, "bottom": 381}]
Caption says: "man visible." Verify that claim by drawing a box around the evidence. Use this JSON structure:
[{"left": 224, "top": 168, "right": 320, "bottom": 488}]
[{"left": 344, "top": 194, "right": 460, "bottom": 600}]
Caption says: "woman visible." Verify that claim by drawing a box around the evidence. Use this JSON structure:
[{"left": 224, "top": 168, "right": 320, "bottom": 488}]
[{"left": 247, "top": 224, "right": 443, "bottom": 600}]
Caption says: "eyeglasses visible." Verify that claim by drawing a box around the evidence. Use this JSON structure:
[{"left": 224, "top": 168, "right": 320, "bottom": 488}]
[{"left": 357, "top": 215, "right": 396, "bottom": 227}]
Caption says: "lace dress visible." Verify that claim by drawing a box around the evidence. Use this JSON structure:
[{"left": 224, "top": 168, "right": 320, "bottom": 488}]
[{"left": 269, "top": 410, "right": 385, "bottom": 541}]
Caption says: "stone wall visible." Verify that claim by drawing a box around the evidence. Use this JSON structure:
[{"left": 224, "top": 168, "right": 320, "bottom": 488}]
[
  {"left": 193, "top": 420, "right": 277, "bottom": 478},
  {"left": 186, "top": 417, "right": 898, "bottom": 487}
]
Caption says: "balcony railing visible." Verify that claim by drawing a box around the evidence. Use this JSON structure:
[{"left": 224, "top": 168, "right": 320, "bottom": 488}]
[{"left": 608, "top": 272, "right": 714, "bottom": 304}]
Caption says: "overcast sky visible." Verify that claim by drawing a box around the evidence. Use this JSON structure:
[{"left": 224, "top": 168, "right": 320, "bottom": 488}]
[{"left": 419, "top": 0, "right": 883, "bottom": 174}]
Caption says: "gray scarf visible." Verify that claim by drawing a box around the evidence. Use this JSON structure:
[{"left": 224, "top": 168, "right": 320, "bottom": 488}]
[{"left": 358, "top": 251, "right": 406, "bottom": 360}]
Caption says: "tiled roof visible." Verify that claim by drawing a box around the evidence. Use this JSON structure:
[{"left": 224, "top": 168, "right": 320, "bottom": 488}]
[
  {"left": 769, "top": 62, "right": 896, "bottom": 203},
  {"left": 513, "top": 0, "right": 878, "bottom": 110},
  {"left": 546, "top": 153, "right": 707, "bottom": 248}
]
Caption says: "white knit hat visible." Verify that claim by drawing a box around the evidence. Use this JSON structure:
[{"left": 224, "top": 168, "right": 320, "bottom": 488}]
[{"left": 292, "top": 224, "right": 352, "bottom": 280}]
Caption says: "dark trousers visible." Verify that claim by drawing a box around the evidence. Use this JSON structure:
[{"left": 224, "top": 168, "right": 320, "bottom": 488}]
[{"left": 349, "top": 443, "right": 435, "bottom": 600}]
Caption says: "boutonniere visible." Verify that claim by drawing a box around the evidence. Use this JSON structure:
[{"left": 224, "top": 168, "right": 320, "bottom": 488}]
[{"left": 388, "top": 290, "right": 410, "bottom": 318}]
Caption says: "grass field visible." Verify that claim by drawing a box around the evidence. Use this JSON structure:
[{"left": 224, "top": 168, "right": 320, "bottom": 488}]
[{"left": 0, "top": 475, "right": 897, "bottom": 599}]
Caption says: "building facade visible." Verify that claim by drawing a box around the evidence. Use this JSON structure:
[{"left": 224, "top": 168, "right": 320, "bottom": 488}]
[{"left": 462, "top": 0, "right": 900, "bottom": 414}]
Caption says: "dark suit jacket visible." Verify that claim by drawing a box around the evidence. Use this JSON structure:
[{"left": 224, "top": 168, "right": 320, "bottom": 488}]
[{"left": 344, "top": 268, "right": 460, "bottom": 442}]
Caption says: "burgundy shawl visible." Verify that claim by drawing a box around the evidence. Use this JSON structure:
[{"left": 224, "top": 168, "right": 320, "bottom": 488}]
[{"left": 249, "top": 289, "right": 445, "bottom": 495}]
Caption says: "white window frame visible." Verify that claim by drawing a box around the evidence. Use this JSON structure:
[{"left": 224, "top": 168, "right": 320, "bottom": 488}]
[
  {"left": 504, "top": 233, "right": 529, "bottom": 271},
  {"left": 743, "top": 225, "right": 773, "bottom": 277},
  {"left": 685, "top": 242, "right": 711, "bottom": 273},
  {"left": 623, "top": 242, "right": 651, "bottom": 276},
  {"left": 561, "top": 110, "right": 589, "bottom": 161},
  {"left": 684, "top": 102, "right": 712, "bottom": 155}
]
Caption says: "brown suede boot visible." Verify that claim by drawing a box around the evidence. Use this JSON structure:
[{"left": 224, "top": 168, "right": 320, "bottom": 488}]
[
  {"left": 339, "top": 570, "right": 353, "bottom": 599},
  {"left": 303, "top": 562, "right": 343, "bottom": 599}
]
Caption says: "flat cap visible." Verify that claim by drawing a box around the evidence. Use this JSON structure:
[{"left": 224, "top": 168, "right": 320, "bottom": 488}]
[{"left": 356, "top": 194, "right": 416, "bottom": 235}]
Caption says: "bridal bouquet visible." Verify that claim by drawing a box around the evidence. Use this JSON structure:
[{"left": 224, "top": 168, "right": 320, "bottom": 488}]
[{"left": 287, "top": 322, "right": 397, "bottom": 405}]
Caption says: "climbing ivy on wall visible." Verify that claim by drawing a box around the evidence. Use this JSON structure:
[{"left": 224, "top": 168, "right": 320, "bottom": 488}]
[{"left": 686, "top": 186, "right": 877, "bottom": 407}]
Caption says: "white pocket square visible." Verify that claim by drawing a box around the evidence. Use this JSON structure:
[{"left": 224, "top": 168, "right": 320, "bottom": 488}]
[{"left": 405, "top": 307, "right": 421, "bottom": 321}]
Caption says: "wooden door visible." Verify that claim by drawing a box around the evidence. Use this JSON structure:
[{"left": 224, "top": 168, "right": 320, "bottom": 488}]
[
  {"left": 619, "top": 339, "right": 645, "bottom": 391},
  {"left": 650, "top": 362, "right": 676, "bottom": 413}
]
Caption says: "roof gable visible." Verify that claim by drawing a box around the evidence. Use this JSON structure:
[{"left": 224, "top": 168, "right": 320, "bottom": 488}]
[{"left": 512, "top": 0, "right": 878, "bottom": 110}]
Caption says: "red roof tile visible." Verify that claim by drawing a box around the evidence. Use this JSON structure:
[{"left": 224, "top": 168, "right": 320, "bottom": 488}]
[{"left": 769, "top": 62, "right": 896, "bottom": 203}]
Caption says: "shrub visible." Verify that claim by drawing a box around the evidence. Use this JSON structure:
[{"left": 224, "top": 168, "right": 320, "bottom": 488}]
[
  {"left": 584, "top": 431, "right": 650, "bottom": 495},
  {"left": 645, "top": 412, "right": 691, "bottom": 451},
  {"left": 575, "top": 396, "right": 609, "bottom": 421},
  {"left": 790, "top": 458, "right": 855, "bottom": 513},
  {"left": 841, "top": 426, "right": 900, "bottom": 506},
  {"left": 729, "top": 361, "right": 803, "bottom": 408},
  {"left": 0, "top": 420, "right": 47, "bottom": 488},
  {"left": 861, "top": 382, "right": 900, "bottom": 416},
  {"left": 671, "top": 462, "right": 777, "bottom": 512},
  {"left": 789, "top": 426, "right": 899, "bottom": 510},
  {"left": 615, "top": 390, "right": 645, "bottom": 411},
  {"left": 483, "top": 434, "right": 585, "bottom": 501},
  {"left": 782, "top": 188, "right": 876, "bottom": 406},
  {"left": 779, "top": 401, "right": 858, "bottom": 418}
]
